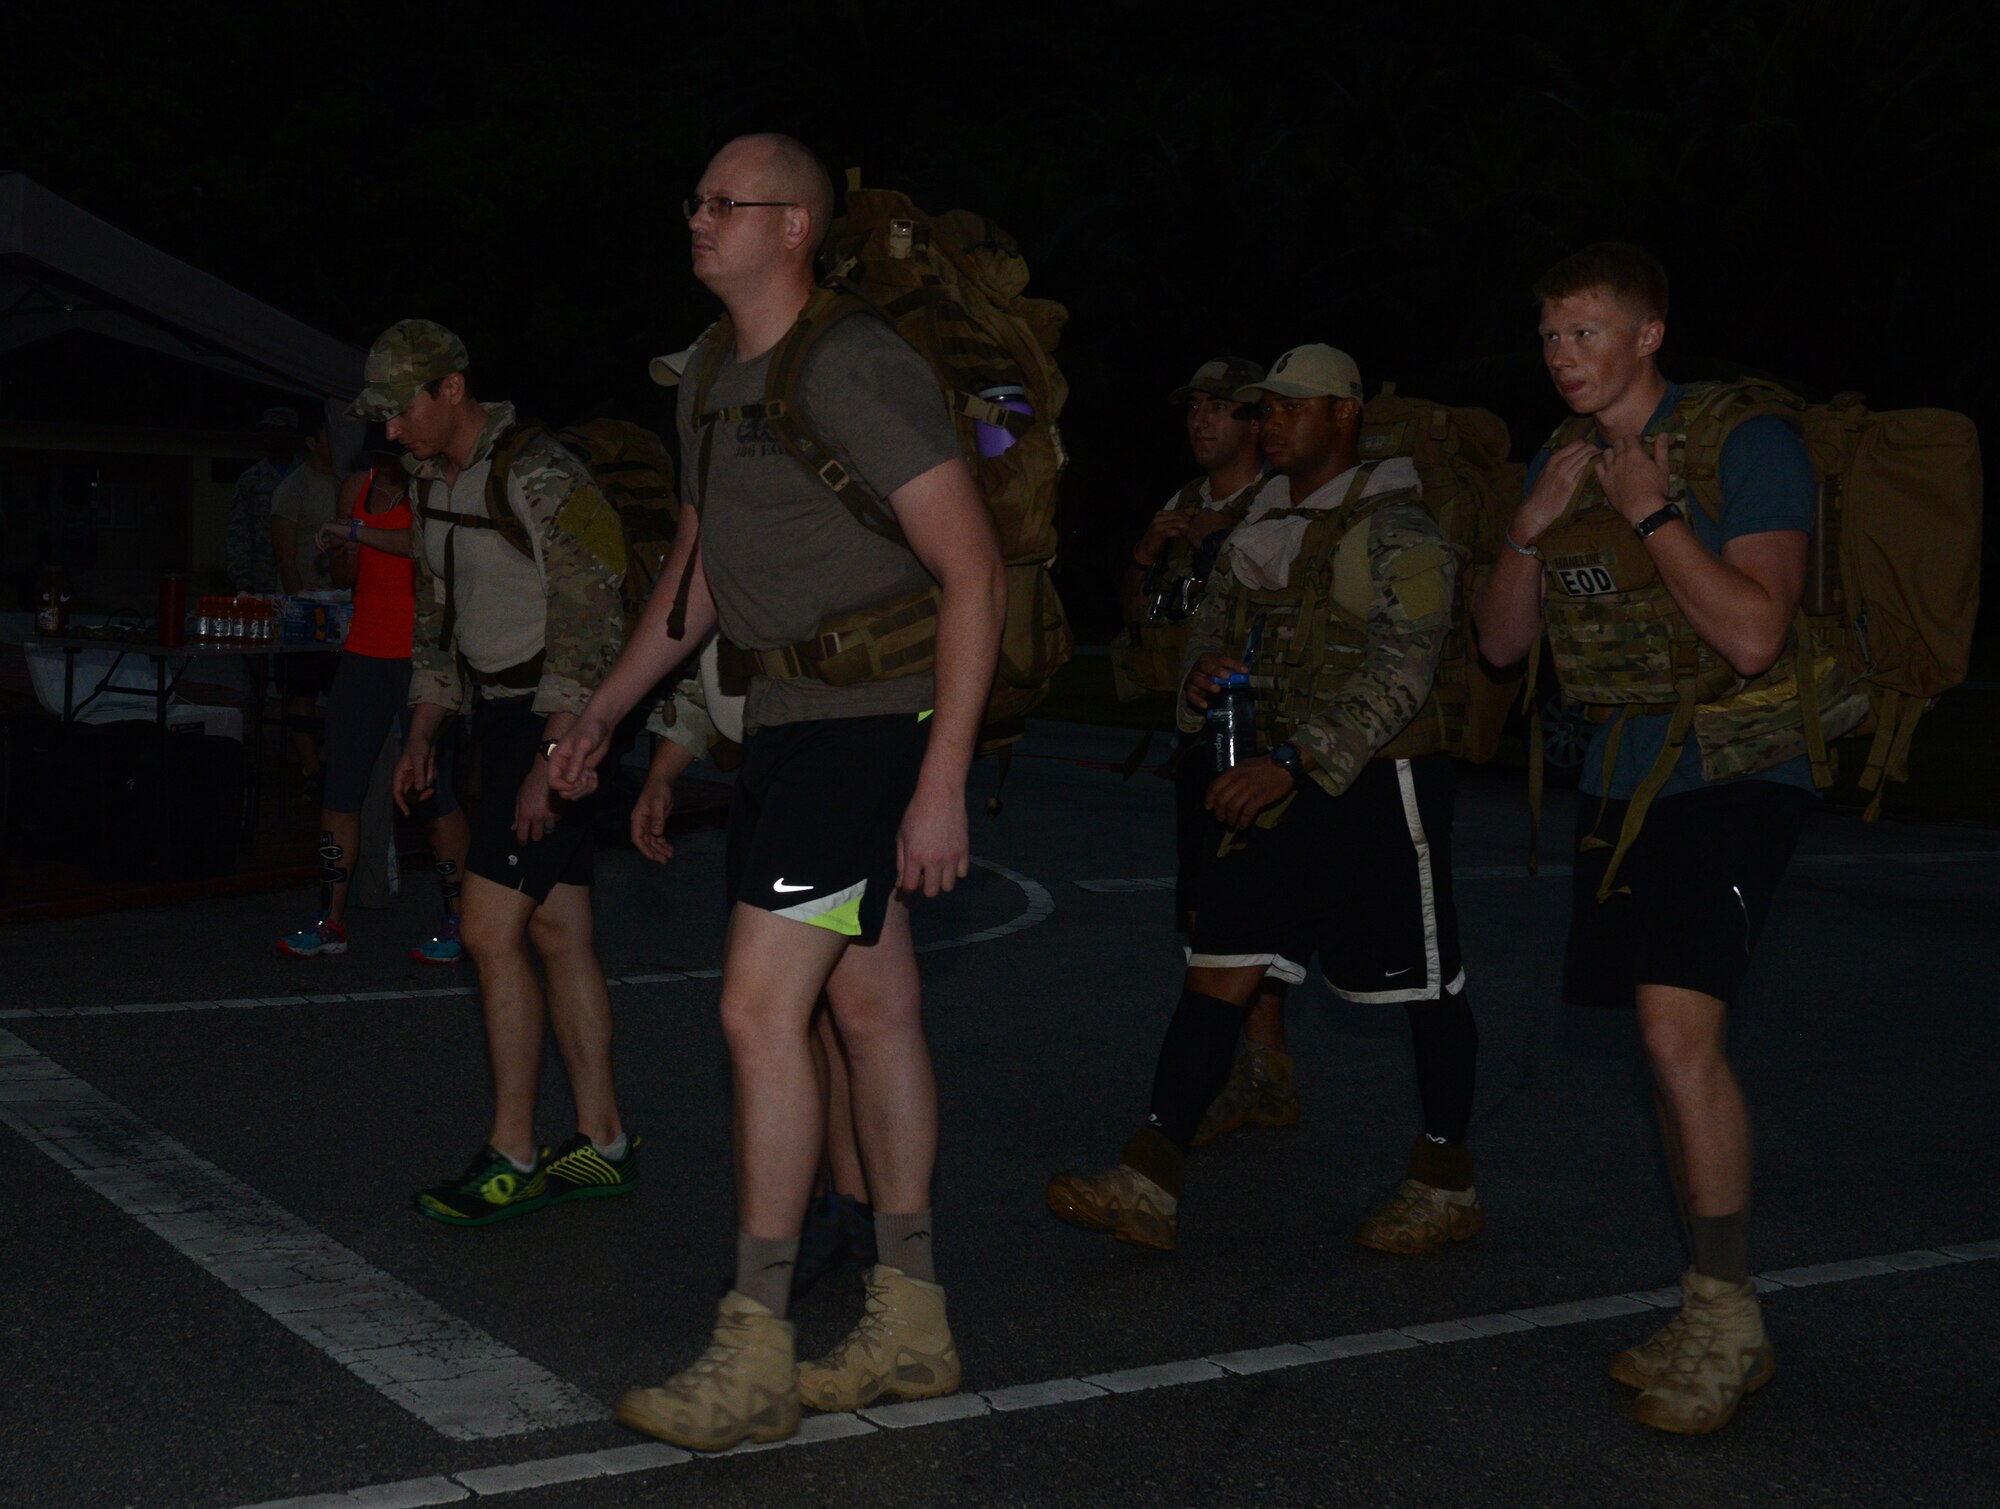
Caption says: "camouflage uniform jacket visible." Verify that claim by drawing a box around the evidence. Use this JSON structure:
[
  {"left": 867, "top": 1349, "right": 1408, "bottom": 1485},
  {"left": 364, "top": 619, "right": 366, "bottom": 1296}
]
[
  {"left": 407, "top": 402, "right": 625, "bottom": 716},
  {"left": 226, "top": 457, "right": 291, "bottom": 593},
  {"left": 1177, "top": 470, "right": 1456, "bottom": 799}
]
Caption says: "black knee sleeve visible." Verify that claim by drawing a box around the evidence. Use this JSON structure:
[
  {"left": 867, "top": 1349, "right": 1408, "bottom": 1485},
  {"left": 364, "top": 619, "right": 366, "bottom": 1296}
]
[
  {"left": 1405, "top": 989, "right": 1478, "bottom": 1146},
  {"left": 1148, "top": 988, "right": 1244, "bottom": 1150},
  {"left": 316, "top": 830, "right": 348, "bottom": 915}
]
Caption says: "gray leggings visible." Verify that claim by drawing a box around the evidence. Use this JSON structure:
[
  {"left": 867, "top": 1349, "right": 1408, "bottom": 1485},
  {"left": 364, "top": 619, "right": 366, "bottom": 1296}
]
[{"left": 321, "top": 650, "right": 459, "bottom": 817}]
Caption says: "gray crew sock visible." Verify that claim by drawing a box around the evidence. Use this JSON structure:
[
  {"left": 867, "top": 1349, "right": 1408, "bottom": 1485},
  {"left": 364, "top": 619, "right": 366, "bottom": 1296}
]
[
  {"left": 591, "top": 1134, "right": 629, "bottom": 1160},
  {"left": 875, "top": 1208, "right": 935, "bottom": 1284},
  {"left": 735, "top": 1232, "right": 800, "bottom": 1317},
  {"left": 1690, "top": 1209, "right": 1750, "bottom": 1286}
]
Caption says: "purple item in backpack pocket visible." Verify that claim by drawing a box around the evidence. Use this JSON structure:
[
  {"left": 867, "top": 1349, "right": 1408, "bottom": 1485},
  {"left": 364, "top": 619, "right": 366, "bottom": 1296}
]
[{"left": 974, "top": 385, "right": 1034, "bottom": 458}]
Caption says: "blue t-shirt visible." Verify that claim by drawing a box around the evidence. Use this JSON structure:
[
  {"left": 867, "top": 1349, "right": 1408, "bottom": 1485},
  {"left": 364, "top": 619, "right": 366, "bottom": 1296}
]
[{"left": 1524, "top": 383, "right": 1817, "bottom": 799}]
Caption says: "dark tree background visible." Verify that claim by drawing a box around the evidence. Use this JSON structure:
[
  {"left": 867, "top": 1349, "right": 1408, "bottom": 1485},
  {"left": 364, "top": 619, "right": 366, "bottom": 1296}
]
[{"left": 4, "top": 1, "right": 1993, "bottom": 641}]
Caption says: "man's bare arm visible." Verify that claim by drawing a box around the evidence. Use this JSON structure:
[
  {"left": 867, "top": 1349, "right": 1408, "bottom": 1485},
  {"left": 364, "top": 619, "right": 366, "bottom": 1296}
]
[{"left": 887, "top": 455, "right": 1005, "bottom": 895}]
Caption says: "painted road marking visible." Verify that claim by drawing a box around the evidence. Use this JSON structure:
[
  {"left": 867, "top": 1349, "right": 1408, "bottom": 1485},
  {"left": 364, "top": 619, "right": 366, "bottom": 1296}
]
[
  {"left": 1077, "top": 849, "right": 2000, "bottom": 891},
  {"left": 3, "top": 860, "right": 1054, "bottom": 1022},
  {"left": 230, "top": 1237, "right": 1997, "bottom": 1507},
  {"left": 0, "top": 1029, "right": 599, "bottom": 1442}
]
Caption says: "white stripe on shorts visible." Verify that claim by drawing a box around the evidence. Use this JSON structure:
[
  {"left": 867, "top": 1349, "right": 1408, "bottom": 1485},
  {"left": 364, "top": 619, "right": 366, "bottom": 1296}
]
[{"left": 1323, "top": 759, "right": 1456, "bottom": 1005}]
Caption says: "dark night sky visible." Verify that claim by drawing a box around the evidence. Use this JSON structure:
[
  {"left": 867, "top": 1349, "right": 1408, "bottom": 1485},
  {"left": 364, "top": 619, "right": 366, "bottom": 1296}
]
[{"left": 4, "top": 1, "right": 1994, "bottom": 638}]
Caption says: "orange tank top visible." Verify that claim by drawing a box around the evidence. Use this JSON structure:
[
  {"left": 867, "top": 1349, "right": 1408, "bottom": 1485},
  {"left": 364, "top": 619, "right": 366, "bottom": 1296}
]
[{"left": 344, "top": 468, "right": 417, "bottom": 660}]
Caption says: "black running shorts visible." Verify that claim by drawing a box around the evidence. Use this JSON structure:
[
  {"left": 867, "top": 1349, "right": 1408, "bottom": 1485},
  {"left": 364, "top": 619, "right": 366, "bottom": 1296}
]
[
  {"left": 1188, "top": 753, "right": 1465, "bottom": 1002},
  {"left": 726, "top": 712, "right": 929, "bottom": 945},
  {"left": 1564, "top": 779, "right": 1811, "bottom": 1008},
  {"left": 464, "top": 693, "right": 597, "bottom": 904}
]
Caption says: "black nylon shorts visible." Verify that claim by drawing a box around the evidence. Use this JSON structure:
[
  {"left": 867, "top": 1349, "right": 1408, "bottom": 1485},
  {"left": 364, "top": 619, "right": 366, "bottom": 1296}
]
[
  {"left": 1563, "top": 779, "right": 1812, "bottom": 1008},
  {"left": 464, "top": 693, "right": 597, "bottom": 904}
]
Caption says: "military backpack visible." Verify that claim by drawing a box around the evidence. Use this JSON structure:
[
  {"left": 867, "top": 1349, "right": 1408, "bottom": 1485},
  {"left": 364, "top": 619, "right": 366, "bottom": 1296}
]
[
  {"left": 678, "top": 174, "right": 1073, "bottom": 753},
  {"left": 1353, "top": 383, "right": 1525, "bottom": 762},
  {"left": 1666, "top": 380, "right": 1979, "bottom": 818}
]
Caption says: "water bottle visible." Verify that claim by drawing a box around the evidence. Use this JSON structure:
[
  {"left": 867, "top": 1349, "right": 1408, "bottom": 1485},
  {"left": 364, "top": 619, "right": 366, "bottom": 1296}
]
[
  {"left": 1204, "top": 670, "right": 1257, "bottom": 770},
  {"left": 973, "top": 385, "right": 1033, "bottom": 458}
]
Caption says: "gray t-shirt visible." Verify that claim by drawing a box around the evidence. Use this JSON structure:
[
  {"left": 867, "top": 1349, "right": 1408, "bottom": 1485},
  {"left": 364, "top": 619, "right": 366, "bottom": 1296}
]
[
  {"left": 679, "top": 313, "right": 960, "bottom": 728},
  {"left": 270, "top": 466, "right": 340, "bottom": 591}
]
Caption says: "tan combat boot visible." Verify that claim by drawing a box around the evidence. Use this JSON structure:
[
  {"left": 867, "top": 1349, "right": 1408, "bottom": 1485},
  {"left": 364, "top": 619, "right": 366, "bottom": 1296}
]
[
  {"left": 797, "top": 1265, "right": 962, "bottom": 1412},
  {"left": 616, "top": 1291, "right": 799, "bottom": 1451},
  {"left": 1632, "top": 1269, "right": 1776, "bottom": 1434},
  {"left": 1355, "top": 1179, "right": 1484, "bottom": 1254},
  {"left": 1192, "top": 1041, "right": 1302, "bottom": 1147},
  {"left": 1610, "top": 1311, "right": 1693, "bottom": 1389},
  {"left": 1044, "top": 1163, "right": 1178, "bottom": 1250}
]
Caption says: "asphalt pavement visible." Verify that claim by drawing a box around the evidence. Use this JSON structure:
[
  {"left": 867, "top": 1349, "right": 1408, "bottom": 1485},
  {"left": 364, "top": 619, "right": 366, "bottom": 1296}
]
[{"left": 2, "top": 720, "right": 1995, "bottom": 1509}]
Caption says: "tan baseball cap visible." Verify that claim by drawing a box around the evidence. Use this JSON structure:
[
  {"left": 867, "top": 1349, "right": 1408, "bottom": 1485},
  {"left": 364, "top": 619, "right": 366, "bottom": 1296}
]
[
  {"left": 1235, "top": 343, "right": 1363, "bottom": 402},
  {"left": 649, "top": 343, "right": 697, "bottom": 387},
  {"left": 1168, "top": 356, "right": 1265, "bottom": 406}
]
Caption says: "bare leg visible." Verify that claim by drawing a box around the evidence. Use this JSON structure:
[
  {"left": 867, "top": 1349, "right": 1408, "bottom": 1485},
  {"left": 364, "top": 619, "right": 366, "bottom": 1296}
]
[
  {"left": 1637, "top": 985, "right": 1750, "bottom": 1216},
  {"left": 528, "top": 881, "right": 624, "bottom": 1147},
  {"left": 720, "top": 904, "right": 851, "bottom": 1239},
  {"left": 1185, "top": 963, "right": 1269, "bottom": 1009},
  {"left": 823, "top": 897, "right": 931, "bottom": 1214},
  {"left": 1242, "top": 981, "right": 1290, "bottom": 1051},
  {"left": 457, "top": 873, "right": 546, "bottom": 1166},
  {"left": 816, "top": 1006, "right": 870, "bottom": 1204}
]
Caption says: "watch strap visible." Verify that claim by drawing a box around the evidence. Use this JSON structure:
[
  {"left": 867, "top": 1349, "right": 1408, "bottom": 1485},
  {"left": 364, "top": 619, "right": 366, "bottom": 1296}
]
[{"left": 1633, "top": 502, "right": 1685, "bottom": 539}]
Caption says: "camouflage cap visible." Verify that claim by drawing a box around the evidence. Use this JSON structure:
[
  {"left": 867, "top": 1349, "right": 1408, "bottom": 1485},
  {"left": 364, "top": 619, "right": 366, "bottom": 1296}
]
[
  {"left": 348, "top": 320, "right": 469, "bottom": 419},
  {"left": 1168, "top": 356, "right": 1265, "bottom": 406}
]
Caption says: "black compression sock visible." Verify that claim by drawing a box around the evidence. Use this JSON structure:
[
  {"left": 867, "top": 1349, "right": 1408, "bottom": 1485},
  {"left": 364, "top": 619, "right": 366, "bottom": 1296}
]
[
  {"left": 1147, "top": 988, "right": 1244, "bottom": 1150},
  {"left": 1406, "top": 989, "right": 1478, "bottom": 1147}
]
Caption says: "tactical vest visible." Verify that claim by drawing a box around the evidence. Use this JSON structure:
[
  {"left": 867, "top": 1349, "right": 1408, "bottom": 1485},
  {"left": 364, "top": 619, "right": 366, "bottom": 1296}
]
[
  {"left": 1535, "top": 381, "right": 1868, "bottom": 896},
  {"left": 1111, "top": 473, "right": 1269, "bottom": 700},
  {"left": 1213, "top": 465, "right": 1448, "bottom": 758}
]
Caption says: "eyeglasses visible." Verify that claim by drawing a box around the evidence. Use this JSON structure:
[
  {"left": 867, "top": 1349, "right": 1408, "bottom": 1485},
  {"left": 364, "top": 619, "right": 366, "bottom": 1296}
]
[{"left": 682, "top": 195, "right": 800, "bottom": 221}]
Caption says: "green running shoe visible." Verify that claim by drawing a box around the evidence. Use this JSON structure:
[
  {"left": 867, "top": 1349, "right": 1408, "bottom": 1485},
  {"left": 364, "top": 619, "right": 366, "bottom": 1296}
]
[
  {"left": 414, "top": 1146, "right": 550, "bottom": 1226},
  {"left": 543, "top": 1132, "right": 641, "bottom": 1204}
]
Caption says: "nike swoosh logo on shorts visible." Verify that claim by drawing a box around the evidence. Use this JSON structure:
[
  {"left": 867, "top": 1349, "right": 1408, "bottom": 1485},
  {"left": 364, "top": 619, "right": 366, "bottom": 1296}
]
[
  {"left": 1385, "top": 966, "right": 1413, "bottom": 977},
  {"left": 772, "top": 878, "right": 813, "bottom": 893}
]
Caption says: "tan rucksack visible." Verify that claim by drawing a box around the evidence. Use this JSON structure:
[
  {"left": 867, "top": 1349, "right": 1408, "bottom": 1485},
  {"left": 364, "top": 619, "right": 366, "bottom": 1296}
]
[
  {"left": 1681, "top": 381, "right": 1983, "bottom": 817},
  {"left": 678, "top": 176, "right": 1073, "bottom": 753},
  {"left": 1354, "top": 383, "right": 1525, "bottom": 762}
]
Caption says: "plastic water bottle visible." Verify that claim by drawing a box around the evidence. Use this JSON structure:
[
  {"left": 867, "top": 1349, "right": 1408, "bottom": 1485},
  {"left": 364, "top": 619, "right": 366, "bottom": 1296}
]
[{"left": 1205, "top": 670, "right": 1257, "bottom": 771}]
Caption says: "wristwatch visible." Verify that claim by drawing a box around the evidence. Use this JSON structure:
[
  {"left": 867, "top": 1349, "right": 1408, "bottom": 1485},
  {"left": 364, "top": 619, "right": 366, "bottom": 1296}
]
[
  {"left": 1633, "top": 501, "right": 1685, "bottom": 539},
  {"left": 1269, "top": 742, "right": 1304, "bottom": 785}
]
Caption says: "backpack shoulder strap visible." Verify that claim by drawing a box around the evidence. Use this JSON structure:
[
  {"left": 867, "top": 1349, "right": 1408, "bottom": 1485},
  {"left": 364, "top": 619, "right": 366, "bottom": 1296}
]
[
  {"left": 1676, "top": 378, "right": 1804, "bottom": 524},
  {"left": 759, "top": 286, "right": 907, "bottom": 545},
  {"left": 478, "top": 424, "right": 541, "bottom": 556}
]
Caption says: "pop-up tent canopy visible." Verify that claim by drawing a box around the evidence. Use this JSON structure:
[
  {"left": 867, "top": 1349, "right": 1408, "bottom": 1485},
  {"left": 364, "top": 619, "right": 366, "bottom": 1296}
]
[{"left": 0, "top": 171, "right": 365, "bottom": 402}]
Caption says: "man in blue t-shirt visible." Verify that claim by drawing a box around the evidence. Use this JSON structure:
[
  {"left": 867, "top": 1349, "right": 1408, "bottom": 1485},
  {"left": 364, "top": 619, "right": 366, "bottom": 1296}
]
[{"left": 1474, "top": 243, "right": 1814, "bottom": 1436}]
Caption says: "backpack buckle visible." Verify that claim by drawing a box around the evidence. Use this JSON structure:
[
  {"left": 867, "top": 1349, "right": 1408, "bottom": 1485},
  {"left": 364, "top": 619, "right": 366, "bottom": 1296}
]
[{"left": 817, "top": 458, "right": 852, "bottom": 491}]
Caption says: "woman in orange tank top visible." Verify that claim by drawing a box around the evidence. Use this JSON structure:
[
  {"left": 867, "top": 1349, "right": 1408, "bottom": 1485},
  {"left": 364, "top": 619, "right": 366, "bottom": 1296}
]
[{"left": 276, "top": 457, "right": 470, "bottom": 963}]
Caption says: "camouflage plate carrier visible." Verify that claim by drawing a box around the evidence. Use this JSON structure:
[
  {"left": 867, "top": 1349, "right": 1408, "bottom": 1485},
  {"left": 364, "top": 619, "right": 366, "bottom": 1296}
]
[
  {"left": 1111, "top": 474, "right": 1271, "bottom": 701},
  {"left": 1211, "top": 461, "right": 1455, "bottom": 764},
  {"left": 675, "top": 175, "right": 1072, "bottom": 755},
  {"left": 1533, "top": 380, "right": 1885, "bottom": 898}
]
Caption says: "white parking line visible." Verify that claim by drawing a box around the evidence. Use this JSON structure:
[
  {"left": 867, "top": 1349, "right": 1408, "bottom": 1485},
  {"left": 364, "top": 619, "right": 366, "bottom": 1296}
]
[
  {"left": 0, "top": 859, "right": 1055, "bottom": 1022},
  {"left": 229, "top": 1236, "right": 2000, "bottom": 1506},
  {"left": 0, "top": 1029, "right": 600, "bottom": 1442}
]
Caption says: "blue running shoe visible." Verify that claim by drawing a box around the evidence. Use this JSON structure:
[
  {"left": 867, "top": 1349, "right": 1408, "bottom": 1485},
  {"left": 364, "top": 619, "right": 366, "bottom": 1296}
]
[
  {"left": 278, "top": 918, "right": 348, "bottom": 959},
  {"left": 411, "top": 914, "right": 463, "bottom": 965}
]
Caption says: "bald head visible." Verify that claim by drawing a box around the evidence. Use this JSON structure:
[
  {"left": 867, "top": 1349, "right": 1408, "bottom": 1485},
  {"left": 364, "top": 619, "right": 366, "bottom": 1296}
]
[{"left": 728, "top": 132, "right": 835, "bottom": 253}]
